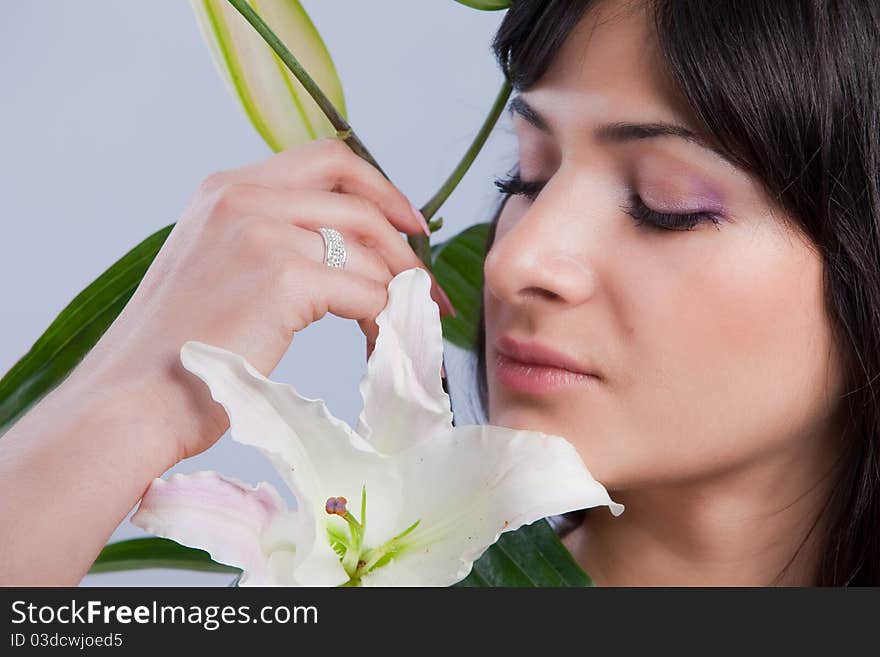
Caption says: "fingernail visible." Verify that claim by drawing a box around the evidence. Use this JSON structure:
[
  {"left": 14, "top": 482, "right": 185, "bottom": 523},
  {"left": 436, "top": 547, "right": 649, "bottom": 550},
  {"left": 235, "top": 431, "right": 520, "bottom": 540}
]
[
  {"left": 410, "top": 201, "right": 432, "bottom": 237},
  {"left": 441, "top": 362, "right": 447, "bottom": 379},
  {"left": 436, "top": 284, "right": 457, "bottom": 317}
]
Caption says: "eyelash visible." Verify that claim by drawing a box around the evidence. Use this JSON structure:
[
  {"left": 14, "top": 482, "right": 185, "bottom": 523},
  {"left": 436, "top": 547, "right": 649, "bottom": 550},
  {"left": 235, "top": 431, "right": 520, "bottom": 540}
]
[{"left": 493, "top": 172, "right": 722, "bottom": 232}]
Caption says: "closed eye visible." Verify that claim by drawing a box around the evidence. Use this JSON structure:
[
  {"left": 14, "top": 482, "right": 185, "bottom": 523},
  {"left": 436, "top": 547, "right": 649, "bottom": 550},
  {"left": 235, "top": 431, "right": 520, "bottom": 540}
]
[
  {"left": 494, "top": 171, "right": 544, "bottom": 201},
  {"left": 621, "top": 193, "right": 722, "bottom": 232},
  {"left": 494, "top": 171, "right": 722, "bottom": 232}
]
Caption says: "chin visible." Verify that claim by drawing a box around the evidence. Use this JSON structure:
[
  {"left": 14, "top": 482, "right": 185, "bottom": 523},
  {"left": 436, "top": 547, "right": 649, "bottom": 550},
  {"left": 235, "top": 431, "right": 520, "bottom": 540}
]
[{"left": 488, "top": 404, "right": 623, "bottom": 487}]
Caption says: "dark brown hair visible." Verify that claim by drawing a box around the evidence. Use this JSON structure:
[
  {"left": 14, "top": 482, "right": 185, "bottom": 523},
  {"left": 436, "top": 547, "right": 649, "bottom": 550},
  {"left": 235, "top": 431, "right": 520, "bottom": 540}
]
[{"left": 474, "top": 0, "right": 880, "bottom": 585}]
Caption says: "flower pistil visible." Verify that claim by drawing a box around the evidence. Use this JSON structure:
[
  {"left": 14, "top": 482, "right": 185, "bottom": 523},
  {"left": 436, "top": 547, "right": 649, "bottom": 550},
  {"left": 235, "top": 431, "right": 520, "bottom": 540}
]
[{"left": 326, "top": 486, "right": 421, "bottom": 585}]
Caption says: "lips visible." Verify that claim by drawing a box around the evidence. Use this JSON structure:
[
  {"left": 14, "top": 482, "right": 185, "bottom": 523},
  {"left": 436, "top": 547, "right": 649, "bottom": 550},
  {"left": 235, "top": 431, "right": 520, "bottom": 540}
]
[{"left": 494, "top": 334, "right": 600, "bottom": 379}]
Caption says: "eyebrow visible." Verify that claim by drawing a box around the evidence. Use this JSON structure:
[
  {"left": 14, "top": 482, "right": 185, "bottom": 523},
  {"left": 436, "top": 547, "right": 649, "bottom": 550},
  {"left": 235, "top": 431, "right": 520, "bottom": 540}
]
[{"left": 509, "top": 95, "right": 728, "bottom": 161}]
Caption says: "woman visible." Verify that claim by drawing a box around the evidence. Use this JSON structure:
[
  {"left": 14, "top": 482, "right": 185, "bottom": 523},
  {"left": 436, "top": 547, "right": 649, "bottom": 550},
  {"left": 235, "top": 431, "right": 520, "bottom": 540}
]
[{"left": 1, "top": 0, "right": 877, "bottom": 585}]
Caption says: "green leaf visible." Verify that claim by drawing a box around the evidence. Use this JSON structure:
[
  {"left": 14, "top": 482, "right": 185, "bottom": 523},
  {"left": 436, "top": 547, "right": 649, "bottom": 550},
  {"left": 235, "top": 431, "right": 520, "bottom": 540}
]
[
  {"left": 455, "top": 519, "right": 593, "bottom": 587},
  {"left": 432, "top": 222, "right": 490, "bottom": 350},
  {"left": 0, "top": 224, "right": 174, "bottom": 438},
  {"left": 89, "top": 537, "right": 241, "bottom": 575},
  {"left": 191, "top": 0, "right": 346, "bottom": 152},
  {"left": 454, "top": 0, "right": 511, "bottom": 10}
]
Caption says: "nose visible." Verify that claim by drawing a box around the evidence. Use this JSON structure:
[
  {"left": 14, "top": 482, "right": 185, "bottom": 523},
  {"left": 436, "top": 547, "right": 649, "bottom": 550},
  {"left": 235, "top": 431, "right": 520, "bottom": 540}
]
[{"left": 483, "top": 193, "right": 598, "bottom": 310}]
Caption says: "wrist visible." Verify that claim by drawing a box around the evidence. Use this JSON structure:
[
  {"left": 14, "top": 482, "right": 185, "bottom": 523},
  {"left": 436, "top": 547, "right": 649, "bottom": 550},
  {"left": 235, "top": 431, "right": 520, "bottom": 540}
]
[
  {"left": 69, "top": 343, "right": 230, "bottom": 466},
  {"left": 59, "top": 358, "right": 186, "bottom": 479}
]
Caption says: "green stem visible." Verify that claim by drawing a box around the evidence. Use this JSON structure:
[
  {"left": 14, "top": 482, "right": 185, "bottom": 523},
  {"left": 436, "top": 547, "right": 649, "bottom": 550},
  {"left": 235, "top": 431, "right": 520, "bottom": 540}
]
[{"left": 419, "top": 79, "right": 512, "bottom": 221}]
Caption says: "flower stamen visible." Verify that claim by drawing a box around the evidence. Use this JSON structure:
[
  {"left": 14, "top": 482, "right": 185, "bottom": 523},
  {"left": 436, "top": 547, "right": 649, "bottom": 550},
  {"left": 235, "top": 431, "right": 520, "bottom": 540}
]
[
  {"left": 324, "top": 487, "right": 421, "bottom": 584},
  {"left": 325, "top": 496, "right": 347, "bottom": 516}
]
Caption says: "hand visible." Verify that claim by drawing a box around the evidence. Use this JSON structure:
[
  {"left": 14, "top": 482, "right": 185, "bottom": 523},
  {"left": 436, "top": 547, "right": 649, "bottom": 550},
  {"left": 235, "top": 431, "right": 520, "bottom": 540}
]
[{"left": 75, "top": 137, "right": 455, "bottom": 464}]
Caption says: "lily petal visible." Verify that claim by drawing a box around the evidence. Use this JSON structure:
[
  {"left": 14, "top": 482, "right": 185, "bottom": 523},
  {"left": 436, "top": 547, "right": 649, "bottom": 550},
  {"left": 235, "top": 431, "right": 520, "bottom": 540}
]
[
  {"left": 131, "top": 471, "right": 297, "bottom": 586},
  {"left": 190, "top": 0, "right": 345, "bottom": 152},
  {"left": 178, "top": 341, "right": 403, "bottom": 573},
  {"left": 356, "top": 268, "right": 454, "bottom": 454},
  {"left": 362, "top": 424, "right": 624, "bottom": 587}
]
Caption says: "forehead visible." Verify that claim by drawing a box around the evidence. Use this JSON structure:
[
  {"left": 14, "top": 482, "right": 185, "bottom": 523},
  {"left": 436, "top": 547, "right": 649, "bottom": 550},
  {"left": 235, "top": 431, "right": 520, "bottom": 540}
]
[{"left": 525, "top": 0, "right": 698, "bottom": 131}]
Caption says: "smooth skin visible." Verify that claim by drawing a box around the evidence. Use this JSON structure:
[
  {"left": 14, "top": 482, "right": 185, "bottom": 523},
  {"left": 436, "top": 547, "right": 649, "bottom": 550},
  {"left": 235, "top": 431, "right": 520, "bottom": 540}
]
[
  {"left": 483, "top": 0, "right": 849, "bottom": 585},
  {"left": 0, "top": 138, "right": 455, "bottom": 585}
]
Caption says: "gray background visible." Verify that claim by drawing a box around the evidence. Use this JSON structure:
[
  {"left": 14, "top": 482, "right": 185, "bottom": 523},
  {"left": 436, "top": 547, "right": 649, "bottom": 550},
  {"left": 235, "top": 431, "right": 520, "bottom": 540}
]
[{"left": 0, "top": 1, "right": 509, "bottom": 585}]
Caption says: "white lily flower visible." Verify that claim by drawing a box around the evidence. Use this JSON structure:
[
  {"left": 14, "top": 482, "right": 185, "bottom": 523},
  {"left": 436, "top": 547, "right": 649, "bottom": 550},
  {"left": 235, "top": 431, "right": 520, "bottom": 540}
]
[{"left": 132, "top": 268, "right": 624, "bottom": 586}]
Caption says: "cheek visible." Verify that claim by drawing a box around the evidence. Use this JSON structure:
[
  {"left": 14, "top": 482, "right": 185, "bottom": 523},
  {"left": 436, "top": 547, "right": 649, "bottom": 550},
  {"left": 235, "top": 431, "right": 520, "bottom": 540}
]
[{"left": 616, "top": 226, "right": 843, "bottom": 487}]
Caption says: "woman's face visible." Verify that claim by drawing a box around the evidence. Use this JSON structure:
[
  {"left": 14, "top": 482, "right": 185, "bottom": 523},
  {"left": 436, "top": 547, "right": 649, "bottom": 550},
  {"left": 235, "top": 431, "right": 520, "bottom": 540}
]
[{"left": 483, "top": 0, "right": 848, "bottom": 491}]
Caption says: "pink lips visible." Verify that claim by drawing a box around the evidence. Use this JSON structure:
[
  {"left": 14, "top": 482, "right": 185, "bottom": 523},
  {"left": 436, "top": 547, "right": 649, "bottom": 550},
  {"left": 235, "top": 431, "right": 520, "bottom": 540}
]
[{"left": 493, "top": 335, "right": 601, "bottom": 394}]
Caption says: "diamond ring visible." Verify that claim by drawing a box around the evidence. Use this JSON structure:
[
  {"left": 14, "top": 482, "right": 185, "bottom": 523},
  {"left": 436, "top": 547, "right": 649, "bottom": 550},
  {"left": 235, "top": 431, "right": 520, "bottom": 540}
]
[{"left": 318, "top": 227, "right": 347, "bottom": 269}]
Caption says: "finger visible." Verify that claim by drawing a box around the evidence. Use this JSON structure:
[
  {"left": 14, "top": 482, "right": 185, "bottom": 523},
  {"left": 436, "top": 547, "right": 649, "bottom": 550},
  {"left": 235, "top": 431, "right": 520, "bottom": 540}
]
[
  {"left": 294, "top": 257, "right": 387, "bottom": 346},
  {"left": 285, "top": 224, "right": 392, "bottom": 285},
  {"left": 219, "top": 185, "right": 455, "bottom": 316},
  {"left": 207, "top": 138, "right": 430, "bottom": 237},
  {"left": 233, "top": 217, "right": 392, "bottom": 303},
  {"left": 237, "top": 220, "right": 391, "bottom": 344},
  {"left": 292, "top": 192, "right": 457, "bottom": 318},
  {"left": 362, "top": 320, "right": 378, "bottom": 359}
]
